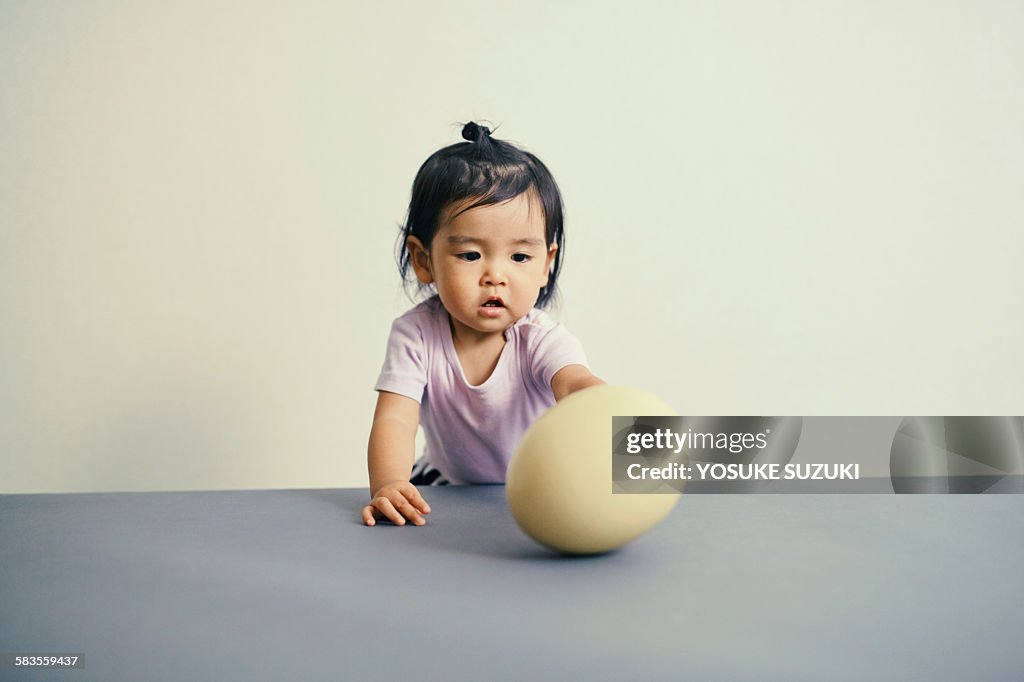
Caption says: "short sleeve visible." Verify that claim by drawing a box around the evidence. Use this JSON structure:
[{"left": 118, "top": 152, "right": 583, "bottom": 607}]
[
  {"left": 525, "top": 319, "right": 590, "bottom": 394},
  {"left": 374, "top": 313, "right": 428, "bottom": 403}
]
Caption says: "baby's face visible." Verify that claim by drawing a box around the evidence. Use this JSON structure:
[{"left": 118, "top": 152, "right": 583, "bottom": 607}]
[{"left": 410, "top": 191, "right": 556, "bottom": 341}]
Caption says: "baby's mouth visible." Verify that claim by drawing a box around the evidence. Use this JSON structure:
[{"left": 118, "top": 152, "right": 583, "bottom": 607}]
[{"left": 481, "top": 297, "right": 505, "bottom": 308}]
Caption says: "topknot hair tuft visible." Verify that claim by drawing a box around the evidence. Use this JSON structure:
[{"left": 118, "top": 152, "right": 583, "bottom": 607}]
[{"left": 461, "top": 121, "right": 491, "bottom": 143}]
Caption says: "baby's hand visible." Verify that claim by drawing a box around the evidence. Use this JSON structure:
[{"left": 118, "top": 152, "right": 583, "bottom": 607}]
[{"left": 362, "top": 480, "right": 431, "bottom": 526}]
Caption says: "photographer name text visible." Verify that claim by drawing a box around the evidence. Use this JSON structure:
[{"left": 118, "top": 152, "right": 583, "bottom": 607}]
[{"left": 626, "top": 462, "right": 860, "bottom": 481}]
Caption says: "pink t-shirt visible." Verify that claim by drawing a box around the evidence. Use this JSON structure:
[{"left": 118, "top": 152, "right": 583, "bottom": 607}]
[{"left": 374, "top": 296, "right": 589, "bottom": 484}]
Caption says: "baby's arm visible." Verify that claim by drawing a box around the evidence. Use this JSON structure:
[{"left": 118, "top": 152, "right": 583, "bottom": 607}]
[
  {"left": 551, "top": 364, "right": 605, "bottom": 401},
  {"left": 362, "top": 391, "right": 432, "bottom": 526}
]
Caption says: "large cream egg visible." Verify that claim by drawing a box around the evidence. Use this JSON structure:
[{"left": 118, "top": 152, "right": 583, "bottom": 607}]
[{"left": 506, "top": 385, "right": 681, "bottom": 554}]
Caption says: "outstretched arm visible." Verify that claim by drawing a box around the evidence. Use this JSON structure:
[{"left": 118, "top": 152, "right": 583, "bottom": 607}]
[
  {"left": 363, "top": 391, "right": 431, "bottom": 526},
  {"left": 551, "top": 364, "right": 606, "bottom": 401}
]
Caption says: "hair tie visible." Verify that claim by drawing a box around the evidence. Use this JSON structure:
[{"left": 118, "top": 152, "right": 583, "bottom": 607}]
[{"left": 461, "top": 121, "right": 491, "bottom": 143}]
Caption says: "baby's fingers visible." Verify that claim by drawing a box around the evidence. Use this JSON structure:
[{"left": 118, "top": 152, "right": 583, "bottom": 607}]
[
  {"left": 365, "top": 494, "right": 426, "bottom": 526},
  {"left": 371, "top": 496, "right": 409, "bottom": 526},
  {"left": 390, "top": 493, "right": 427, "bottom": 525},
  {"left": 402, "top": 486, "right": 431, "bottom": 516},
  {"left": 362, "top": 504, "right": 381, "bottom": 526}
]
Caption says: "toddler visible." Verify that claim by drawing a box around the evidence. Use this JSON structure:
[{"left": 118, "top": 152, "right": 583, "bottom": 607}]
[{"left": 363, "top": 122, "right": 603, "bottom": 526}]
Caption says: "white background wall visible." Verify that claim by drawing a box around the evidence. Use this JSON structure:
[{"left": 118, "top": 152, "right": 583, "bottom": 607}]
[{"left": 2, "top": 0, "right": 1021, "bottom": 493}]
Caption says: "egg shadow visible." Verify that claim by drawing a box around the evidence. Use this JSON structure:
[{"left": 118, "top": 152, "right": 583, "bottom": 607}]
[{"left": 305, "top": 486, "right": 623, "bottom": 562}]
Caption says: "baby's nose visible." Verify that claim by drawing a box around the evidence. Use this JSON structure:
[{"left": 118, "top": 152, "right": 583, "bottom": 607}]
[{"left": 482, "top": 263, "right": 508, "bottom": 285}]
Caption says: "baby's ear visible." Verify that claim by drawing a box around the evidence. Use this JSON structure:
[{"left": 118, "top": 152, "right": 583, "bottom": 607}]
[
  {"left": 545, "top": 242, "right": 558, "bottom": 273},
  {"left": 407, "top": 236, "right": 434, "bottom": 284}
]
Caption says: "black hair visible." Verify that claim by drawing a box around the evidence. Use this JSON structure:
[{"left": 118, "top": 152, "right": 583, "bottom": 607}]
[{"left": 397, "top": 121, "right": 565, "bottom": 308}]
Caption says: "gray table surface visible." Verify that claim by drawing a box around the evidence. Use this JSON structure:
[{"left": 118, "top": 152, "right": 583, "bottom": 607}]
[{"left": 2, "top": 486, "right": 1022, "bottom": 681}]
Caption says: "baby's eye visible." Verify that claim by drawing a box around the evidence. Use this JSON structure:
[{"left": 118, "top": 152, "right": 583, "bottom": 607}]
[
  {"left": 456, "top": 252, "right": 481, "bottom": 262},
  {"left": 511, "top": 253, "right": 532, "bottom": 263}
]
